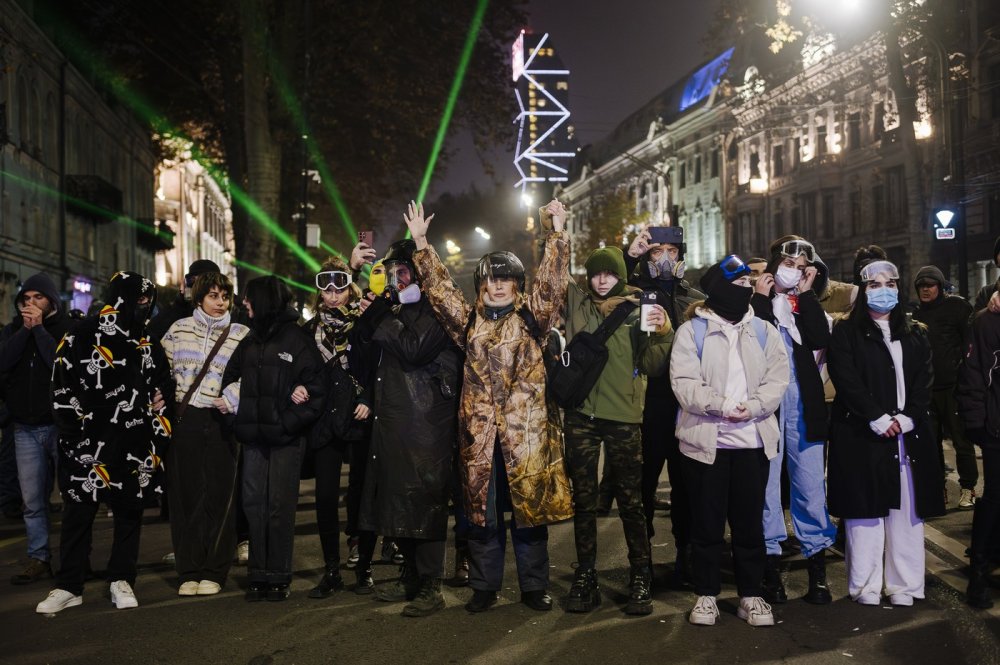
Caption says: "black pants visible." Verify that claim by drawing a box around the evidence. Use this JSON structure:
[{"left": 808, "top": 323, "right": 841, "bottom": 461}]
[
  {"left": 684, "top": 448, "right": 769, "bottom": 597},
  {"left": 396, "top": 536, "right": 446, "bottom": 578},
  {"left": 56, "top": 501, "right": 143, "bottom": 596},
  {"left": 242, "top": 441, "right": 303, "bottom": 585},
  {"left": 314, "top": 438, "right": 370, "bottom": 567},
  {"left": 168, "top": 408, "right": 239, "bottom": 585},
  {"left": 641, "top": 413, "right": 690, "bottom": 549},
  {"left": 971, "top": 444, "right": 1000, "bottom": 558},
  {"left": 930, "top": 388, "right": 979, "bottom": 490}
]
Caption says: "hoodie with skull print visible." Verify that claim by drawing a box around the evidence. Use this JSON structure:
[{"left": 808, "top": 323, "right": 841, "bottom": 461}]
[{"left": 51, "top": 271, "right": 175, "bottom": 506}]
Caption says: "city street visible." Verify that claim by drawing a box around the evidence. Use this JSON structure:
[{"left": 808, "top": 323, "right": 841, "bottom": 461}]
[{"left": 1, "top": 444, "right": 997, "bottom": 665}]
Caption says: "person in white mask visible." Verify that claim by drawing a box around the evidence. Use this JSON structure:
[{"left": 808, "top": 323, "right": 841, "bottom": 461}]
[
  {"left": 827, "top": 260, "right": 944, "bottom": 606},
  {"left": 751, "top": 235, "right": 837, "bottom": 605}
]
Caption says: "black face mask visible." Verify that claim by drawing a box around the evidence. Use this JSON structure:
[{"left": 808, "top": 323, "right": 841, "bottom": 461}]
[
  {"left": 706, "top": 281, "right": 752, "bottom": 323},
  {"left": 133, "top": 304, "right": 152, "bottom": 328}
]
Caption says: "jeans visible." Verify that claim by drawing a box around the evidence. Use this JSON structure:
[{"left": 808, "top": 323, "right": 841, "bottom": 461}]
[
  {"left": 14, "top": 423, "right": 59, "bottom": 562},
  {"left": 242, "top": 441, "right": 304, "bottom": 585},
  {"left": 762, "top": 333, "right": 836, "bottom": 558}
]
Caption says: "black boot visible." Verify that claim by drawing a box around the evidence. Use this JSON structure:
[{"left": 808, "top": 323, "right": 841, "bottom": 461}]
[
  {"left": 466, "top": 588, "right": 499, "bottom": 613},
  {"left": 672, "top": 543, "right": 692, "bottom": 588},
  {"left": 521, "top": 589, "right": 553, "bottom": 611},
  {"left": 566, "top": 567, "right": 601, "bottom": 613},
  {"left": 402, "top": 576, "right": 445, "bottom": 617},
  {"left": 968, "top": 553, "right": 995, "bottom": 609},
  {"left": 762, "top": 554, "right": 787, "bottom": 604},
  {"left": 354, "top": 567, "right": 375, "bottom": 595},
  {"left": 308, "top": 566, "right": 345, "bottom": 599},
  {"left": 375, "top": 562, "right": 419, "bottom": 602},
  {"left": 625, "top": 564, "right": 653, "bottom": 616},
  {"left": 804, "top": 550, "right": 832, "bottom": 605}
]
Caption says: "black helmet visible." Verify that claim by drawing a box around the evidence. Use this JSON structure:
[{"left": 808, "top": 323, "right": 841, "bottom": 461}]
[
  {"left": 475, "top": 251, "right": 526, "bottom": 293},
  {"left": 383, "top": 239, "right": 417, "bottom": 277}
]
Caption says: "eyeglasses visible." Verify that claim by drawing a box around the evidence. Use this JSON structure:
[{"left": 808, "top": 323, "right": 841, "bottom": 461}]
[
  {"left": 719, "top": 254, "right": 750, "bottom": 280},
  {"left": 859, "top": 260, "right": 899, "bottom": 283},
  {"left": 779, "top": 239, "right": 816, "bottom": 262},
  {"left": 315, "top": 271, "right": 352, "bottom": 291}
]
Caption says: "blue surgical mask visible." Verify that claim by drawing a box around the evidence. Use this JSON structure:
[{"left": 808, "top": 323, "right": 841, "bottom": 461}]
[{"left": 867, "top": 286, "right": 898, "bottom": 313}]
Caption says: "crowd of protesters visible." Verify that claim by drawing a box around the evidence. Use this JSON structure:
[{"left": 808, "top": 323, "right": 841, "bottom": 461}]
[{"left": 2, "top": 198, "right": 997, "bottom": 627}]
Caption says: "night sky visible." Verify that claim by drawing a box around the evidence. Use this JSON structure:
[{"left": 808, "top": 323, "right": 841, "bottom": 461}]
[{"left": 430, "top": 0, "right": 723, "bottom": 199}]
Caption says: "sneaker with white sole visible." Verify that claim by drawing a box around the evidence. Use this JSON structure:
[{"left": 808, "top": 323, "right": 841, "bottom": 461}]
[
  {"left": 688, "top": 595, "right": 719, "bottom": 625},
  {"left": 236, "top": 540, "right": 249, "bottom": 566},
  {"left": 110, "top": 580, "right": 138, "bottom": 609},
  {"left": 178, "top": 581, "right": 199, "bottom": 596},
  {"left": 197, "top": 580, "right": 221, "bottom": 595},
  {"left": 36, "top": 589, "right": 83, "bottom": 614},
  {"left": 959, "top": 489, "right": 977, "bottom": 509},
  {"left": 889, "top": 593, "right": 913, "bottom": 606},
  {"left": 737, "top": 596, "right": 775, "bottom": 626},
  {"left": 346, "top": 537, "right": 360, "bottom": 569}
]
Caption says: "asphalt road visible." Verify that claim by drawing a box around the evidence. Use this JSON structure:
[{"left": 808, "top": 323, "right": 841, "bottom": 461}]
[{"left": 1, "top": 442, "right": 998, "bottom": 665}]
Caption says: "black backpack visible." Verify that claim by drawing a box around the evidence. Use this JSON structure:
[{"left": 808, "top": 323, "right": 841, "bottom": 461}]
[{"left": 522, "top": 302, "right": 635, "bottom": 409}]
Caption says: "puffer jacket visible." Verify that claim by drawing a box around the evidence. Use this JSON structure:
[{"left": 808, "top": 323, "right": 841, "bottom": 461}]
[
  {"left": 413, "top": 231, "right": 574, "bottom": 528},
  {"left": 221, "top": 309, "right": 325, "bottom": 446},
  {"left": 670, "top": 304, "right": 790, "bottom": 464},
  {"left": 564, "top": 282, "right": 672, "bottom": 424},
  {"left": 957, "top": 309, "right": 1000, "bottom": 446}
]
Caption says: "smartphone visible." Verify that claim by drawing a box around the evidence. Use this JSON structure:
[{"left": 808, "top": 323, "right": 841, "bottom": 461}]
[
  {"left": 639, "top": 291, "right": 658, "bottom": 333},
  {"left": 358, "top": 230, "right": 374, "bottom": 262},
  {"left": 648, "top": 226, "right": 683, "bottom": 246}
]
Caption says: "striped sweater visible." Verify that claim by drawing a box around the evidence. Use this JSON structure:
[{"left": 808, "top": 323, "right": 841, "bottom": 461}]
[{"left": 162, "top": 308, "right": 249, "bottom": 412}]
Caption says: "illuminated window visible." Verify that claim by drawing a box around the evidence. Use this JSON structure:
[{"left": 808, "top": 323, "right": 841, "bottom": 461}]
[{"left": 556, "top": 81, "right": 568, "bottom": 91}]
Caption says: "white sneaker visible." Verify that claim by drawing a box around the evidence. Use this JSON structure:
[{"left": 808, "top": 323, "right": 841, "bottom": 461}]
[
  {"left": 110, "top": 580, "right": 138, "bottom": 609},
  {"left": 162, "top": 552, "right": 175, "bottom": 564},
  {"left": 197, "top": 580, "right": 221, "bottom": 595},
  {"left": 36, "top": 589, "right": 83, "bottom": 614},
  {"left": 738, "top": 596, "right": 775, "bottom": 626},
  {"left": 178, "top": 581, "right": 199, "bottom": 596},
  {"left": 856, "top": 592, "right": 881, "bottom": 606},
  {"left": 688, "top": 595, "right": 719, "bottom": 625},
  {"left": 236, "top": 540, "right": 249, "bottom": 566},
  {"left": 959, "top": 489, "right": 977, "bottom": 509},
  {"left": 889, "top": 593, "right": 913, "bottom": 606}
]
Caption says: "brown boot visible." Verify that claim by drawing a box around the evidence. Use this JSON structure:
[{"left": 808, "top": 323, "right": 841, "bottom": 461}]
[{"left": 453, "top": 546, "right": 470, "bottom": 586}]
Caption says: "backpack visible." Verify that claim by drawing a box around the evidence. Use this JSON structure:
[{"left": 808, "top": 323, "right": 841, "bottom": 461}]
[
  {"left": 543, "top": 302, "right": 637, "bottom": 409},
  {"left": 691, "top": 316, "right": 768, "bottom": 358}
]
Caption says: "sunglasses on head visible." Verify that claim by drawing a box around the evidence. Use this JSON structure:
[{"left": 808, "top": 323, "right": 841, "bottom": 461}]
[
  {"left": 720, "top": 254, "right": 750, "bottom": 280},
  {"left": 779, "top": 239, "right": 815, "bottom": 262},
  {"left": 315, "top": 271, "right": 352, "bottom": 291}
]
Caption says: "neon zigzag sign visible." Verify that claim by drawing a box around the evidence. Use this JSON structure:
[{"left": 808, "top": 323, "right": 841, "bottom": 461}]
[{"left": 513, "top": 33, "right": 573, "bottom": 199}]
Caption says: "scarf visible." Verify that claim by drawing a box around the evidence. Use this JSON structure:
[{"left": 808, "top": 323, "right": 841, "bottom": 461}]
[
  {"left": 771, "top": 293, "right": 802, "bottom": 345},
  {"left": 316, "top": 304, "right": 357, "bottom": 365},
  {"left": 592, "top": 285, "right": 640, "bottom": 317}
]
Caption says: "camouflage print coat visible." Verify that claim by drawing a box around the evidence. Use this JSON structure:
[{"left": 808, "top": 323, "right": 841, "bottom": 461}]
[{"left": 413, "top": 232, "right": 574, "bottom": 528}]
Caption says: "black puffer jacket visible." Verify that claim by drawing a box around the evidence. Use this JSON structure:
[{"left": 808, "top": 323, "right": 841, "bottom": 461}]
[
  {"left": 957, "top": 309, "right": 1000, "bottom": 448},
  {"left": 0, "top": 307, "right": 75, "bottom": 425},
  {"left": 911, "top": 293, "right": 973, "bottom": 389},
  {"left": 222, "top": 309, "right": 326, "bottom": 447}
]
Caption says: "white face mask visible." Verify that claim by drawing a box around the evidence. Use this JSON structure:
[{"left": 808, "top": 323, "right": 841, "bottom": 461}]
[
  {"left": 396, "top": 283, "right": 421, "bottom": 305},
  {"left": 774, "top": 265, "right": 801, "bottom": 291}
]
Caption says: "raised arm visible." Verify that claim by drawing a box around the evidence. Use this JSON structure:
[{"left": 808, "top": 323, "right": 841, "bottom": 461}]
[{"left": 527, "top": 199, "right": 569, "bottom": 332}]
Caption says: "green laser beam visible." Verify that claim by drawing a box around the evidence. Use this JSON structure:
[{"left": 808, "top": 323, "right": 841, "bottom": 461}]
[
  {"left": 232, "top": 258, "right": 313, "bottom": 293},
  {"left": 53, "top": 27, "right": 320, "bottom": 272},
  {"left": 406, "top": 0, "right": 489, "bottom": 240},
  {"left": 269, "top": 57, "right": 357, "bottom": 239},
  {"left": 416, "top": 0, "right": 489, "bottom": 202}
]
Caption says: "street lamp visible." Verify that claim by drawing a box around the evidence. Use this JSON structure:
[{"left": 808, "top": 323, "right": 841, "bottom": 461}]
[
  {"left": 445, "top": 239, "right": 462, "bottom": 255},
  {"left": 474, "top": 226, "right": 491, "bottom": 240}
]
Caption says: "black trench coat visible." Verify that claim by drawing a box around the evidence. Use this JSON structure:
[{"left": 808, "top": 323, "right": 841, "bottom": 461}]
[
  {"left": 827, "top": 315, "right": 945, "bottom": 520},
  {"left": 357, "top": 297, "right": 460, "bottom": 540}
]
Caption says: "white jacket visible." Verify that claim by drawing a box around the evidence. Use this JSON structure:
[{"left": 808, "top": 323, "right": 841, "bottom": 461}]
[{"left": 670, "top": 306, "right": 790, "bottom": 464}]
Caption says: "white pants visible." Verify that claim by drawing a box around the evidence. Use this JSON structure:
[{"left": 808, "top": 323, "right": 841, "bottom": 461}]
[{"left": 845, "top": 439, "right": 925, "bottom": 602}]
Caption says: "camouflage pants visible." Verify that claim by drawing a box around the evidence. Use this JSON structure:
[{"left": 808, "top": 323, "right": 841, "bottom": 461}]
[{"left": 564, "top": 410, "right": 650, "bottom": 569}]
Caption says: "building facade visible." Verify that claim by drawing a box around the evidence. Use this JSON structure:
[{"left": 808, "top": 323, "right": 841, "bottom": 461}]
[{"left": 0, "top": 0, "right": 158, "bottom": 320}]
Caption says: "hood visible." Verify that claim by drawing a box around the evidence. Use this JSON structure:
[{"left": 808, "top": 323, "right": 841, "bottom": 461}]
[
  {"left": 16, "top": 273, "right": 63, "bottom": 315},
  {"left": 695, "top": 305, "right": 755, "bottom": 328},
  {"left": 102, "top": 271, "right": 157, "bottom": 337},
  {"left": 914, "top": 265, "right": 949, "bottom": 294}
]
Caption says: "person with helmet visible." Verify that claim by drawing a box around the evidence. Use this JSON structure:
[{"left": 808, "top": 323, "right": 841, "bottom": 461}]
[
  {"left": 561, "top": 244, "right": 672, "bottom": 616},
  {"left": 623, "top": 225, "right": 705, "bottom": 588},
  {"left": 751, "top": 235, "right": 837, "bottom": 606},
  {"left": 407, "top": 198, "right": 574, "bottom": 614},
  {"left": 353, "top": 237, "right": 460, "bottom": 617}
]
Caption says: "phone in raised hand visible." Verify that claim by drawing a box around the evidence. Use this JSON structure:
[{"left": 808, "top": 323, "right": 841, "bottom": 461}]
[
  {"left": 358, "top": 230, "right": 374, "bottom": 262},
  {"left": 640, "top": 291, "right": 658, "bottom": 333}
]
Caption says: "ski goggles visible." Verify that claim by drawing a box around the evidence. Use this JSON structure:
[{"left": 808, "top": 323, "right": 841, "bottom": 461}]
[
  {"left": 719, "top": 254, "right": 751, "bottom": 280},
  {"left": 859, "top": 260, "right": 899, "bottom": 283},
  {"left": 315, "top": 271, "right": 353, "bottom": 291},
  {"left": 779, "top": 239, "right": 816, "bottom": 262}
]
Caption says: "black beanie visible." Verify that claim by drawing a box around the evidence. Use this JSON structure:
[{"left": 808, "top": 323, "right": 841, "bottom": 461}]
[
  {"left": 914, "top": 265, "right": 948, "bottom": 294},
  {"left": 700, "top": 263, "right": 752, "bottom": 323},
  {"left": 17, "top": 273, "right": 62, "bottom": 313}
]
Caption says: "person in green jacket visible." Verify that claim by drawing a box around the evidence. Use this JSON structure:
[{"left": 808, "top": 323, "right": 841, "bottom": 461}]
[{"left": 562, "top": 245, "right": 673, "bottom": 615}]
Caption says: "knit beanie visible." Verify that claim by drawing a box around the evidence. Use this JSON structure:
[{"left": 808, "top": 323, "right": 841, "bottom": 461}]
[
  {"left": 585, "top": 246, "right": 627, "bottom": 281},
  {"left": 913, "top": 265, "right": 948, "bottom": 293},
  {"left": 18, "top": 273, "right": 62, "bottom": 313}
]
